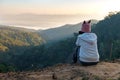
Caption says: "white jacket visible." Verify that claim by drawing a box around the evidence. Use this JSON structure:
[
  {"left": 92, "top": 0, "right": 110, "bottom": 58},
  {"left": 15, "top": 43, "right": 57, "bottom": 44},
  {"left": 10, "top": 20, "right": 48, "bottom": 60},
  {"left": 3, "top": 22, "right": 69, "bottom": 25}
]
[{"left": 76, "top": 33, "right": 99, "bottom": 62}]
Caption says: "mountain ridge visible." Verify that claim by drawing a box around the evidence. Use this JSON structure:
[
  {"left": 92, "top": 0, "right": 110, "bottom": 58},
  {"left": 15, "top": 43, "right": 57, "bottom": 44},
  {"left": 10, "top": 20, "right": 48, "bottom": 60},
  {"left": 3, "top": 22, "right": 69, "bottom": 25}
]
[{"left": 38, "top": 19, "right": 98, "bottom": 43}]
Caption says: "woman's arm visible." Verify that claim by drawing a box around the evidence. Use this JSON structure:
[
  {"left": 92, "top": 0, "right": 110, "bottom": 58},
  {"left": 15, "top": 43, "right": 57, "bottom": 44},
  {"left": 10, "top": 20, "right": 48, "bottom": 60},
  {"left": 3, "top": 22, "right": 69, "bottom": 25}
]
[{"left": 76, "top": 37, "right": 81, "bottom": 46}]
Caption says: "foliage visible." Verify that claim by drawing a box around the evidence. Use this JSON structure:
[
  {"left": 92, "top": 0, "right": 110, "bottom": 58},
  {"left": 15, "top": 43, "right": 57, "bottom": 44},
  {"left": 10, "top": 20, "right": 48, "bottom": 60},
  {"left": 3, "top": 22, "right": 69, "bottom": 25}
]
[
  {"left": 0, "top": 63, "right": 15, "bottom": 73},
  {"left": 92, "top": 11, "right": 120, "bottom": 60},
  {"left": 12, "top": 37, "right": 76, "bottom": 71},
  {"left": 0, "top": 26, "right": 44, "bottom": 52},
  {"left": 0, "top": 26, "right": 45, "bottom": 72}
]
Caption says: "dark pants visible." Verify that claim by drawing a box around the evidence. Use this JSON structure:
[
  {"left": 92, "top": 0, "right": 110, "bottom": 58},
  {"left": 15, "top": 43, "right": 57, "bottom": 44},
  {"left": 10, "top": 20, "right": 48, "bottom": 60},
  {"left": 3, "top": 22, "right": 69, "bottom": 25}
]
[{"left": 80, "top": 61, "right": 98, "bottom": 66}]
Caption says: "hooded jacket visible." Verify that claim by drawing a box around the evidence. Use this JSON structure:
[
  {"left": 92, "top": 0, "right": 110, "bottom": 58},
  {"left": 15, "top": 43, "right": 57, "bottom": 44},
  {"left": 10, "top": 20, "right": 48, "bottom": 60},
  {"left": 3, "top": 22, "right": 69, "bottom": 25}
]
[{"left": 76, "top": 33, "right": 99, "bottom": 62}]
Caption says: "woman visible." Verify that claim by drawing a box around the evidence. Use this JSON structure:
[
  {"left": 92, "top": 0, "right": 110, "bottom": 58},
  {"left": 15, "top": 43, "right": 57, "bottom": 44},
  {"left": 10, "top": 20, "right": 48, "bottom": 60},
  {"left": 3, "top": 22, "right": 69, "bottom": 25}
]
[{"left": 76, "top": 20, "right": 99, "bottom": 66}]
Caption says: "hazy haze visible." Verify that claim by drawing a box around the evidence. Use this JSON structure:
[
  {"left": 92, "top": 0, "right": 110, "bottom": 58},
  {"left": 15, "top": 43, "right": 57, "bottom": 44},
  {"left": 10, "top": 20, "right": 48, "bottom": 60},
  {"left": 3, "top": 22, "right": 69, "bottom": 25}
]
[{"left": 0, "top": 0, "right": 120, "bottom": 30}]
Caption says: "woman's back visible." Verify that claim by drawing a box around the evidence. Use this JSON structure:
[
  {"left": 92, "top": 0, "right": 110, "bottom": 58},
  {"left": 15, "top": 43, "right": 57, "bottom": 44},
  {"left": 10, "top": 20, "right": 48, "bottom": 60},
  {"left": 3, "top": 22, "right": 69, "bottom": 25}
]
[
  {"left": 75, "top": 20, "right": 99, "bottom": 65},
  {"left": 76, "top": 33, "right": 99, "bottom": 62}
]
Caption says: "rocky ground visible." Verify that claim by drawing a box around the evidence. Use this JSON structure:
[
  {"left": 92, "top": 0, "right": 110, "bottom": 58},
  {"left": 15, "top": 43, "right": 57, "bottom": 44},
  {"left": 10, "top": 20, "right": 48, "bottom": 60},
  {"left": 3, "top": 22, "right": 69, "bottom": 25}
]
[{"left": 0, "top": 62, "right": 120, "bottom": 80}]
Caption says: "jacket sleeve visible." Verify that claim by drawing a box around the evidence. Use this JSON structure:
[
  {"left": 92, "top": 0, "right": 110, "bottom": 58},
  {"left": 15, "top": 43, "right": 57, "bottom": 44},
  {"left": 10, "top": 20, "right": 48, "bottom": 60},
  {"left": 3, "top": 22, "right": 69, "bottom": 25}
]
[{"left": 76, "top": 37, "right": 81, "bottom": 46}]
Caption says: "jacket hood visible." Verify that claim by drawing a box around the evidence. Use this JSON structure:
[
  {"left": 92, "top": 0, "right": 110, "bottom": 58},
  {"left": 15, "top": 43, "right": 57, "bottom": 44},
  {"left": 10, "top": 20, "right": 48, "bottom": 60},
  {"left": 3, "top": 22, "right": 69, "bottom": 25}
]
[{"left": 78, "top": 33, "right": 97, "bottom": 45}]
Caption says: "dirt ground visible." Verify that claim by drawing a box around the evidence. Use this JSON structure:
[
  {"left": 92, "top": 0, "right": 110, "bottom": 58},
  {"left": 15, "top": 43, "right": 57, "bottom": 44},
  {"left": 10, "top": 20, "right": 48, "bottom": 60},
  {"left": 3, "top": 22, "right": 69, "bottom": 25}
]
[{"left": 0, "top": 62, "right": 120, "bottom": 80}]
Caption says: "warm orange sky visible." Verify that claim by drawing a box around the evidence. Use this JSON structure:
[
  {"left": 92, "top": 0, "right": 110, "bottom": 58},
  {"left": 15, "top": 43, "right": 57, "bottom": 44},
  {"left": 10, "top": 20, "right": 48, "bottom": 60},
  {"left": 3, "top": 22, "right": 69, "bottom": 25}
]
[
  {"left": 0, "top": 0, "right": 120, "bottom": 17},
  {"left": 0, "top": 0, "right": 120, "bottom": 30}
]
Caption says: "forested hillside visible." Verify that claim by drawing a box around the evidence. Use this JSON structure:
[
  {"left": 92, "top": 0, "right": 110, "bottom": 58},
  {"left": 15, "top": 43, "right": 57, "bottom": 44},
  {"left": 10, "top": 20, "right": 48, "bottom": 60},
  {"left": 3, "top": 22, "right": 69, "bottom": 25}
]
[
  {"left": 0, "top": 26, "right": 45, "bottom": 72},
  {"left": 0, "top": 26, "right": 44, "bottom": 52},
  {"left": 11, "top": 37, "right": 76, "bottom": 71},
  {"left": 92, "top": 12, "right": 120, "bottom": 60}
]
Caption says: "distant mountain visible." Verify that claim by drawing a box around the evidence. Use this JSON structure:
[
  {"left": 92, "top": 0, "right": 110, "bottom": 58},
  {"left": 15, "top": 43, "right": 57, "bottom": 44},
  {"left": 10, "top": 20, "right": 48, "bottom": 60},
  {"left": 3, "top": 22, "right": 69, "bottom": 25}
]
[
  {"left": 0, "top": 25, "right": 36, "bottom": 32},
  {"left": 38, "top": 19, "right": 98, "bottom": 42},
  {"left": 38, "top": 23, "right": 81, "bottom": 42},
  {"left": 0, "top": 26, "right": 45, "bottom": 52}
]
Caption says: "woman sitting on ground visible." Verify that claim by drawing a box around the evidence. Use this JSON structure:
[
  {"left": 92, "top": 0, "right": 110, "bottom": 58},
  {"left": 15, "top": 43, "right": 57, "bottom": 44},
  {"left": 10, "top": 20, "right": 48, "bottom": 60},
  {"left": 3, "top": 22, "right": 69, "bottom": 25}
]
[{"left": 76, "top": 20, "right": 99, "bottom": 66}]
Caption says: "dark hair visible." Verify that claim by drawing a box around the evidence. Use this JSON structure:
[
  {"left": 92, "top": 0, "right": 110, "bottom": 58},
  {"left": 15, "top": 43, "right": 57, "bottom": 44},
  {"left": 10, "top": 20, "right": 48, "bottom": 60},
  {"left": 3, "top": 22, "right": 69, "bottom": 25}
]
[{"left": 79, "top": 31, "right": 84, "bottom": 34}]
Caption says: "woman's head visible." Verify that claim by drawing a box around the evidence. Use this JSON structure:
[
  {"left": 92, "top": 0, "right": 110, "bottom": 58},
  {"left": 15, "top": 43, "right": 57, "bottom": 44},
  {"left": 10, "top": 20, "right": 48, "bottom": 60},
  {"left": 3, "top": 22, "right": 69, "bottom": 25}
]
[{"left": 81, "top": 20, "right": 91, "bottom": 33}]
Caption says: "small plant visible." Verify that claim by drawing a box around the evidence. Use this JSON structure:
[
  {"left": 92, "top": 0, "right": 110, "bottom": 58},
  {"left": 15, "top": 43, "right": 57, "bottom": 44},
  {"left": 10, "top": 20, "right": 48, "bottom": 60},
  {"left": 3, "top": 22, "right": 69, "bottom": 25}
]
[
  {"left": 118, "top": 77, "right": 120, "bottom": 80},
  {"left": 82, "top": 76, "right": 89, "bottom": 80},
  {"left": 92, "top": 75, "right": 102, "bottom": 80}
]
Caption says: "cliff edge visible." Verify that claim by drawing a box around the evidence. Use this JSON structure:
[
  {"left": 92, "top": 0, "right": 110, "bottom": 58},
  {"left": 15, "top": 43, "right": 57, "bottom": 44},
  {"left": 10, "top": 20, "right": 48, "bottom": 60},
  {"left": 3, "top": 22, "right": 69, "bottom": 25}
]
[{"left": 0, "top": 62, "right": 120, "bottom": 80}]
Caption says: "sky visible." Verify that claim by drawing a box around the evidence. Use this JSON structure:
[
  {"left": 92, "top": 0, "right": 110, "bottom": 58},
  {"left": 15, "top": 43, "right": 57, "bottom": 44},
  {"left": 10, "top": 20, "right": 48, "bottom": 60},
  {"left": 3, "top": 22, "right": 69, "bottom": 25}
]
[
  {"left": 0, "top": 0, "right": 120, "bottom": 16},
  {"left": 0, "top": 0, "right": 120, "bottom": 30}
]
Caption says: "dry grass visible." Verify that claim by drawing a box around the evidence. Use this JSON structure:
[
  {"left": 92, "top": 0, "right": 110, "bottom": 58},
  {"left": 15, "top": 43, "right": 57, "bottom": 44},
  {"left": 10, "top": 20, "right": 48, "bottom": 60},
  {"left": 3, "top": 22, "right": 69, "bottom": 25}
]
[{"left": 0, "top": 62, "right": 120, "bottom": 80}]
